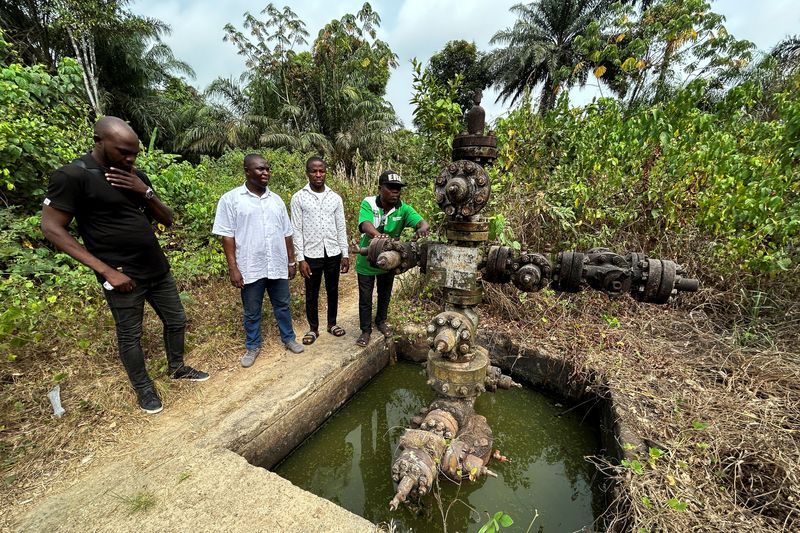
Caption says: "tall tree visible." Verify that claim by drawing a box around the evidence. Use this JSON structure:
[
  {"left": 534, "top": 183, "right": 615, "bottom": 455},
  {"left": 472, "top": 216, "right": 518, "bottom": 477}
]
[
  {"left": 93, "top": 15, "right": 195, "bottom": 147},
  {"left": 772, "top": 35, "right": 800, "bottom": 77},
  {"left": 188, "top": 2, "right": 399, "bottom": 174},
  {"left": 576, "top": 0, "right": 754, "bottom": 107},
  {"left": 426, "top": 40, "right": 491, "bottom": 115},
  {"left": 54, "top": 0, "right": 132, "bottom": 115},
  {"left": 0, "top": 0, "right": 65, "bottom": 68},
  {"left": 0, "top": 0, "right": 197, "bottom": 137},
  {"left": 487, "top": 0, "right": 611, "bottom": 113}
]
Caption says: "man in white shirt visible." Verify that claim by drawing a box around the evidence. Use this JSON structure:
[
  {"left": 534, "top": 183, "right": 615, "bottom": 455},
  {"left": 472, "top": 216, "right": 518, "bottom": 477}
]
[
  {"left": 290, "top": 157, "right": 350, "bottom": 345},
  {"left": 212, "top": 154, "right": 304, "bottom": 367}
]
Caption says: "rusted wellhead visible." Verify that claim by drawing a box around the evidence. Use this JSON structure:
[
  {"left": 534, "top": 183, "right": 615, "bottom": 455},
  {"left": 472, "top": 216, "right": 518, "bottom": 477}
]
[{"left": 358, "top": 91, "right": 699, "bottom": 511}]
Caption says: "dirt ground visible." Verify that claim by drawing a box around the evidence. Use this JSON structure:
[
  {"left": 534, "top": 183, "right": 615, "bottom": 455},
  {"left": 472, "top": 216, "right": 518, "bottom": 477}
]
[
  {"left": 477, "top": 283, "right": 800, "bottom": 531},
  {"left": 2, "top": 273, "right": 799, "bottom": 531},
  {"left": 2, "top": 278, "right": 381, "bottom": 532}
]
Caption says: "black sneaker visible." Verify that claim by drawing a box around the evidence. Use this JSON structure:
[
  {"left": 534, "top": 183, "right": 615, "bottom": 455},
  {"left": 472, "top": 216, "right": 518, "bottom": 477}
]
[
  {"left": 137, "top": 387, "right": 163, "bottom": 414},
  {"left": 170, "top": 365, "right": 210, "bottom": 382}
]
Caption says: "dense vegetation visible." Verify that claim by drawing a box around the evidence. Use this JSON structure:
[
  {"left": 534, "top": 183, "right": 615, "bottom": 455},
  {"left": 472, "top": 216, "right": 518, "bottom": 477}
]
[{"left": 1, "top": 0, "right": 798, "bottom": 530}]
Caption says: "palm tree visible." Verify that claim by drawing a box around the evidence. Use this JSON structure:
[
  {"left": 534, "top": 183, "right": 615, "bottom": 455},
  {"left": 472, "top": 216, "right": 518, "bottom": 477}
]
[
  {"left": 93, "top": 16, "right": 195, "bottom": 147},
  {"left": 487, "top": 0, "right": 611, "bottom": 113},
  {"left": 183, "top": 3, "right": 399, "bottom": 174},
  {"left": 772, "top": 35, "right": 800, "bottom": 76}
]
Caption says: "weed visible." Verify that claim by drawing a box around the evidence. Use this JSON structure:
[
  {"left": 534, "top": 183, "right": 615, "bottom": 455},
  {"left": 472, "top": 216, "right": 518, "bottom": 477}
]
[
  {"left": 478, "top": 511, "right": 514, "bottom": 533},
  {"left": 114, "top": 490, "right": 156, "bottom": 514},
  {"left": 601, "top": 313, "right": 620, "bottom": 327}
]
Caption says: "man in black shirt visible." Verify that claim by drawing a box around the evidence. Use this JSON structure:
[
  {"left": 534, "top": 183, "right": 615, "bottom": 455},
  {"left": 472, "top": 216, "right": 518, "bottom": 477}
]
[{"left": 41, "top": 116, "right": 209, "bottom": 414}]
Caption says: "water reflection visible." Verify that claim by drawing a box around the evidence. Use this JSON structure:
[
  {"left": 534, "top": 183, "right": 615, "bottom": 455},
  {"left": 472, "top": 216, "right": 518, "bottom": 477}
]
[{"left": 273, "top": 362, "right": 602, "bottom": 532}]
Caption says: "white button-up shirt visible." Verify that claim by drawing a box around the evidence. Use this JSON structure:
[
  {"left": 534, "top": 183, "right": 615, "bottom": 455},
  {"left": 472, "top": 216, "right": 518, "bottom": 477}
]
[
  {"left": 212, "top": 184, "right": 293, "bottom": 283},
  {"left": 290, "top": 183, "right": 348, "bottom": 261}
]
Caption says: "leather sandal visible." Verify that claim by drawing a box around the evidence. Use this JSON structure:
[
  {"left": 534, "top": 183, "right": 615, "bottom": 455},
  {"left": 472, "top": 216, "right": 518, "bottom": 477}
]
[
  {"left": 356, "top": 331, "right": 370, "bottom": 347},
  {"left": 302, "top": 331, "right": 318, "bottom": 345},
  {"left": 327, "top": 324, "right": 346, "bottom": 337}
]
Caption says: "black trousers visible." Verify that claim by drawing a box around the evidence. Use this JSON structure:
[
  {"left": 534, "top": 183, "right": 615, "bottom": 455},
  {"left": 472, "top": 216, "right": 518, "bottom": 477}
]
[
  {"left": 357, "top": 272, "right": 395, "bottom": 334},
  {"left": 304, "top": 253, "right": 342, "bottom": 332},
  {"left": 102, "top": 271, "right": 186, "bottom": 391}
]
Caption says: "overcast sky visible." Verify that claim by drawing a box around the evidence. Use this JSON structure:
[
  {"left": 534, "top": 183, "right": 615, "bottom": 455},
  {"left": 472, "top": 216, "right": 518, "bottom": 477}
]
[{"left": 131, "top": 0, "right": 799, "bottom": 128}]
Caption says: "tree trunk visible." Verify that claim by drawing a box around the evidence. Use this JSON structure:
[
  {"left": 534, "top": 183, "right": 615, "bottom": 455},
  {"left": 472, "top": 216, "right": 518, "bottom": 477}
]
[{"left": 65, "top": 25, "right": 102, "bottom": 115}]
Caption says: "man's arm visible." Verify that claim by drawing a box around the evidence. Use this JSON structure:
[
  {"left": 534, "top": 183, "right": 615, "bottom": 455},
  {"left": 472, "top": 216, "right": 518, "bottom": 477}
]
[
  {"left": 221, "top": 236, "right": 244, "bottom": 288},
  {"left": 335, "top": 196, "right": 349, "bottom": 273},
  {"left": 105, "top": 167, "right": 174, "bottom": 226},
  {"left": 285, "top": 236, "right": 298, "bottom": 280},
  {"left": 359, "top": 220, "right": 389, "bottom": 240},
  {"left": 290, "top": 194, "right": 311, "bottom": 279},
  {"left": 414, "top": 219, "right": 430, "bottom": 240},
  {"left": 41, "top": 205, "right": 136, "bottom": 291}
]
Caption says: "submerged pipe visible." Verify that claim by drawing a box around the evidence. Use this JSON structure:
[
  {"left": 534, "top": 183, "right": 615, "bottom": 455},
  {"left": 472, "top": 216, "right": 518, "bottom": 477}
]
[{"left": 389, "top": 476, "right": 416, "bottom": 511}]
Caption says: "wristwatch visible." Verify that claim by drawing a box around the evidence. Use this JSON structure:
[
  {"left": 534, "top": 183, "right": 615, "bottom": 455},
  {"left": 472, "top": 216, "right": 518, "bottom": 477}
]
[{"left": 144, "top": 187, "right": 155, "bottom": 200}]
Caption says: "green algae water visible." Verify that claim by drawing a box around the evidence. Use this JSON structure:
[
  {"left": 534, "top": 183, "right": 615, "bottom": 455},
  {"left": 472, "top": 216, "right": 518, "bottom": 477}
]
[{"left": 273, "top": 361, "right": 603, "bottom": 532}]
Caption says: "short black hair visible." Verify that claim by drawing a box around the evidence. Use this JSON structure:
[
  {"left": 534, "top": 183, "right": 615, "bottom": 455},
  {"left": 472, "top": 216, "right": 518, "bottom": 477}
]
[
  {"left": 306, "top": 156, "right": 326, "bottom": 171},
  {"left": 244, "top": 153, "right": 266, "bottom": 169}
]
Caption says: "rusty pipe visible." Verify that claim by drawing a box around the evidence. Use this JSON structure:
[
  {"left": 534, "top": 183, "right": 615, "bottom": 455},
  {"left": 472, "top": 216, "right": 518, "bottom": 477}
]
[
  {"left": 376, "top": 251, "right": 402, "bottom": 270},
  {"left": 433, "top": 328, "right": 457, "bottom": 353},
  {"left": 445, "top": 177, "right": 470, "bottom": 204},
  {"left": 389, "top": 476, "right": 416, "bottom": 511}
]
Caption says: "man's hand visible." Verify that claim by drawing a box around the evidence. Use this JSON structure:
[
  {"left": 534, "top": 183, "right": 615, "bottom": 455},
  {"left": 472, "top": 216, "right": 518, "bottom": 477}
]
[
  {"left": 413, "top": 222, "right": 430, "bottom": 241},
  {"left": 288, "top": 263, "right": 298, "bottom": 280},
  {"left": 340, "top": 257, "right": 350, "bottom": 274},
  {"left": 228, "top": 266, "right": 244, "bottom": 288},
  {"left": 299, "top": 260, "right": 312, "bottom": 279},
  {"left": 105, "top": 167, "right": 148, "bottom": 196},
  {"left": 105, "top": 269, "right": 136, "bottom": 292}
]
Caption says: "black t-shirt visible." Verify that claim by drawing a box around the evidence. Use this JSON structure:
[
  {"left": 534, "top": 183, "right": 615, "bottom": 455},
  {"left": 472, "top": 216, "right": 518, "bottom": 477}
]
[{"left": 44, "top": 153, "right": 170, "bottom": 281}]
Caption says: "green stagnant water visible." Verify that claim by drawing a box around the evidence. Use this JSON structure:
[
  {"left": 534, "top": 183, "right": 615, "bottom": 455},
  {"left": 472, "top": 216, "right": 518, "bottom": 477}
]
[{"left": 272, "top": 361, "right": 603, "bottom": 532}]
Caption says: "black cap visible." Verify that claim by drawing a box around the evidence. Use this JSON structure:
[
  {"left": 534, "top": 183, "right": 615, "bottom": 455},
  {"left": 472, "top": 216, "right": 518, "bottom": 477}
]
[{"left": 379, "top": 170, "right": 405, "bottom": 187}]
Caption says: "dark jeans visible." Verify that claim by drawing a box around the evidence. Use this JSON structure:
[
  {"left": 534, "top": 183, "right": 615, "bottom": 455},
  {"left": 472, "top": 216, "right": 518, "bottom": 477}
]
[
  {"left": 102, "top": 271, "right": 186, "bottom": 392},
  {"left": 241, "top": 277, "right": 295, "bottom": 349},
  {"left": 357, "top": 272, "right": 395, "bottom": 334},
  {"left": 304, "top": 253, "right": 342, "bottom": 332}
]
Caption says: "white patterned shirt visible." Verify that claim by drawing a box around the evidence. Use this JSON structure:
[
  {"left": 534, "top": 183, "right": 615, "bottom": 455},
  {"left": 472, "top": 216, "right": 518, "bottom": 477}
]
[
  {"left": 212, "top": 184, "right": 293, "bottom": 283},
  {"left": 290, "top": 183, "right": 349, "bottom": 261}
]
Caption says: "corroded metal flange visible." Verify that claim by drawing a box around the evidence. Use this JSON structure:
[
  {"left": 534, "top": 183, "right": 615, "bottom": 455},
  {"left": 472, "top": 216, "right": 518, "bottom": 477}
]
[
  {"left": 435, "top": 160, "right": 491, "bottom": 219},
  {"left": 445, "top": 219, "right": 490, "bottom": 243},
  {"left": 427, "top": 346, "right": 489, "bottom": 398},
  {"left": 452, "top": 134, "right": 498, "bottom": 165}
]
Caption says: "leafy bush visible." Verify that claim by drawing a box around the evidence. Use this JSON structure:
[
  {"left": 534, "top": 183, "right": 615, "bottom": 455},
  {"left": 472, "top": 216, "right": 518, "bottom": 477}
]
[
  {"left": 0, "top": 31, "right": 91, "bottom": 209},
  {"left": 492, "top": 76, "right": 800, "bottom": 281}
]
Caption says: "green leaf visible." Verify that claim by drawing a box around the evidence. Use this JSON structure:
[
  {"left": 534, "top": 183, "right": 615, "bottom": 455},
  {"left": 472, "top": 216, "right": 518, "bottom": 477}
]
[
  {"left": 499, "top": 513, "right": 514, "bottom": 527},
  {"left": 621, "top": 459, "right": 644, "bottom": 475},
  {"left": 667, "top": 498, "right": 688, "bottom": 511}
]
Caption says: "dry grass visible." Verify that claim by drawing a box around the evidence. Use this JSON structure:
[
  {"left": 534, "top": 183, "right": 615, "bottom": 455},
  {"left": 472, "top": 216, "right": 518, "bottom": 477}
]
[
  {"left": 481, "top": 283, "right": 800, "bottom": 531},
  {"left": 0, "top": 275, "right": 308, "bottom": 528},
  {"left": 3, "top": 256, "right": 799, "bottom": 532}
]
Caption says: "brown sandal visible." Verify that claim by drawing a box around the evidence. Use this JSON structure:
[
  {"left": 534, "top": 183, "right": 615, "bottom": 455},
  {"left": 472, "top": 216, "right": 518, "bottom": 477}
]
[
  {"left": 327, "top": 325, "right": 346, "bottom": 337},
  {"left": 356, "top": 331, "right": 370, "bottom": 347},
  {"left": 302, "top": 331, "right": 318, "bottom": 345}
]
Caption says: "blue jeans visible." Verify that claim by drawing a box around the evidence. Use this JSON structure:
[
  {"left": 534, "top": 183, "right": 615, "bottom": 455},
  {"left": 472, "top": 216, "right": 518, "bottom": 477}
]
[
  {"left": 102, "top": 271, "right": 186, "bottom": 391},
  {"left": 241, "top": 277, "right": 295, "bottom": 349}
]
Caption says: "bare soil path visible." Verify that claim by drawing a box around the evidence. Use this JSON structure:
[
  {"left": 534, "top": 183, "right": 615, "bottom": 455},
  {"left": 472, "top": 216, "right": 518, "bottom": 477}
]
[{"left": 9, "top": 281, "right": 382, "bottom": 532}]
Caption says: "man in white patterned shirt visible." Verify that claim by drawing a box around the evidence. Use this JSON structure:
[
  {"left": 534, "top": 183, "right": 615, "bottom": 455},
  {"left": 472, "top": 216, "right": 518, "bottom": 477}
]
[
  {"left": 290, "top": 157, "right": 350, "bottom": 345},
  {"left": 212, "top": 154, "right": 305, "bottom": 367}
]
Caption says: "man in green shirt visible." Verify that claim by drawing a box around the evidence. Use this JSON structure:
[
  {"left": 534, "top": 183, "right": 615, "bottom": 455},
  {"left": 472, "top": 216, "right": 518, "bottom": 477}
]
[{"left": 355, "top": 170, "right": 429, "bottom": 347}]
